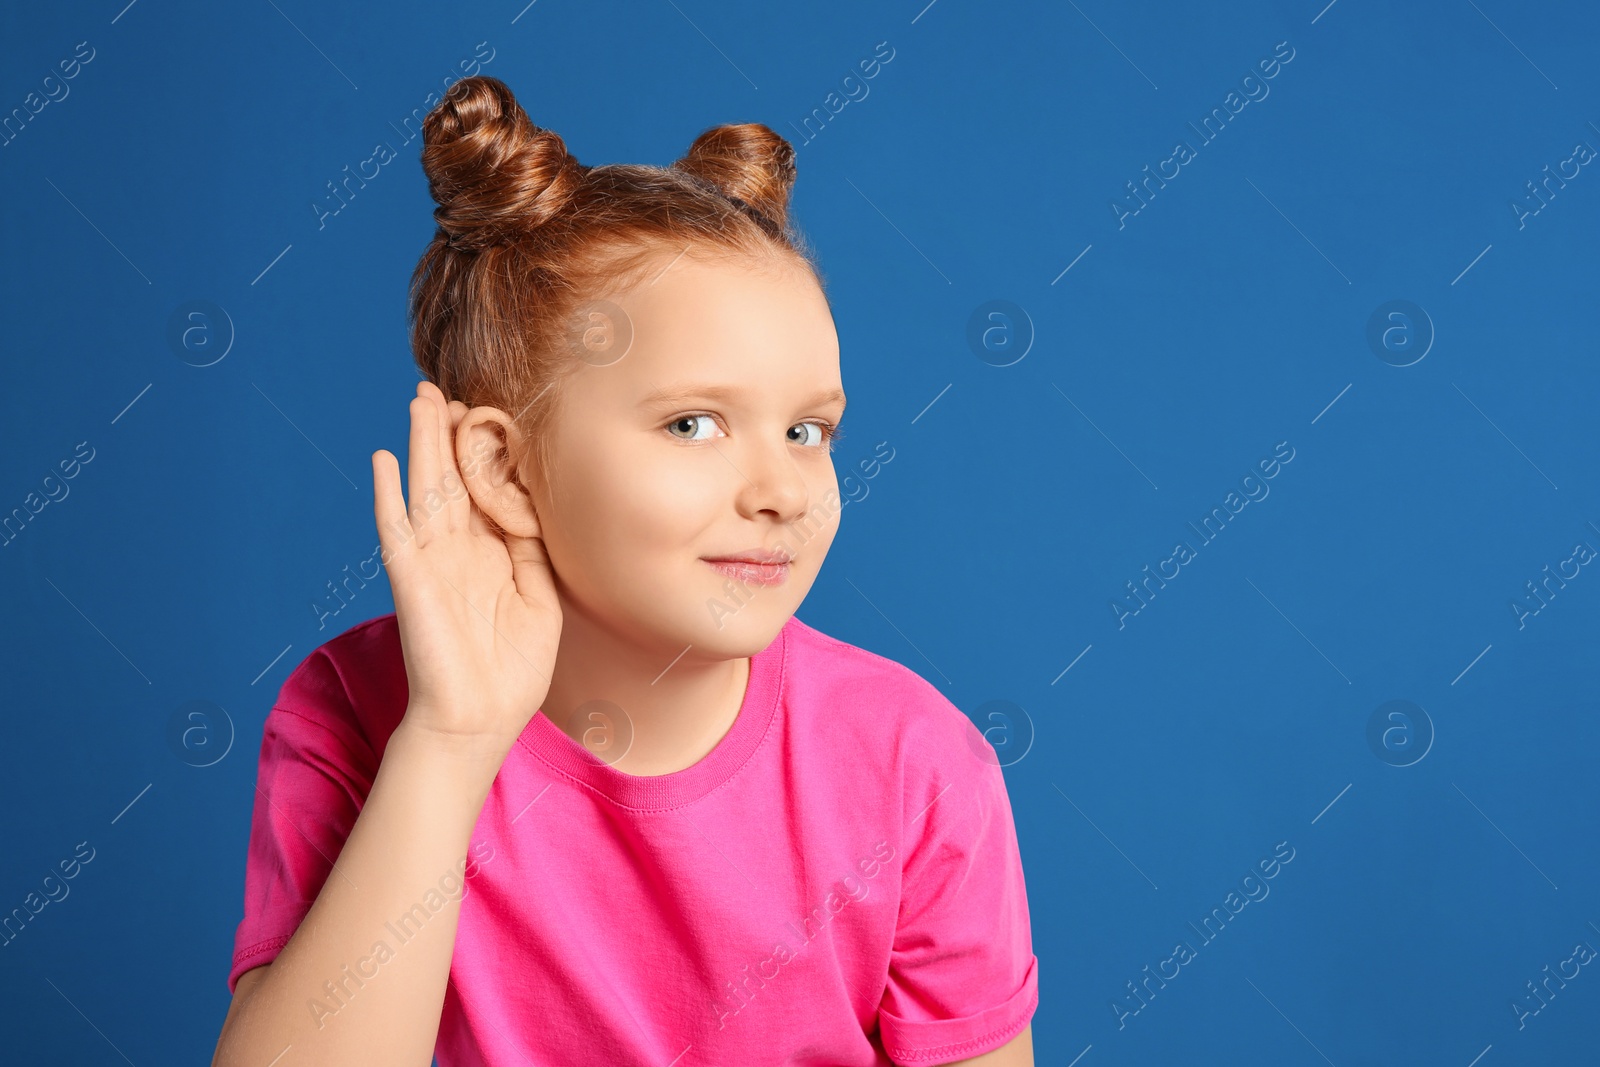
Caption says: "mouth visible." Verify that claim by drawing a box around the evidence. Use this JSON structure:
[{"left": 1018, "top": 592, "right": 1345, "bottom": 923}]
[{"left": 702, "top": 557, "right": 791, "bottom": 587}]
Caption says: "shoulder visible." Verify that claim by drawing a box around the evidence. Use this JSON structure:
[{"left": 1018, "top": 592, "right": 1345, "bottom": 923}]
[
  {"left": 269, "top": 613, "right": 408, "bottom": 763},
  {"left": 778, "top": 617, "right": 1010, "bottom": 870},
  {"left": 779, "top": 615, "right": 987, "bottom": 771}
]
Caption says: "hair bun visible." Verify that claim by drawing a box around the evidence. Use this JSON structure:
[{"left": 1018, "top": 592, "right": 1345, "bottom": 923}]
[
  {"left": 673, "top": 124, "right": 796, "bottom": 235},
  {"left": 421, "top": 76, "right": 581, "bottom": 252}
]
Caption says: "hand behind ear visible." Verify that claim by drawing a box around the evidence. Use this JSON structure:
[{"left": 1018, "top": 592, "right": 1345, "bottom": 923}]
[{"left": 372, "top": 381, "right": 563, "bottom": 753}]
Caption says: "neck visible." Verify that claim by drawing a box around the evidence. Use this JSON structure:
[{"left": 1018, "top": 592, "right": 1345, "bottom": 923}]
[{"left": 538, "top": 600, "right": 751, "bottom": 777}]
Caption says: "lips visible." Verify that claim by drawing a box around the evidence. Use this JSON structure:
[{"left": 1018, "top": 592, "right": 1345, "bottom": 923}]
[
  {"left": 702, "top": 548, "right": 794, "bottom": 565},
  {"left": 702, "top": 554, "right": 791, "bottom": 587}
]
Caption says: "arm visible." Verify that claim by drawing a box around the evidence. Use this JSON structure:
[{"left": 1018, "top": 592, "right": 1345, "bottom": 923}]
[
  {"left": 215, "top": 382, "right": 561, "bottom": 1064},
  {"left": 212, "top": 722, "right": 507, "bottom": 1067},
  {"left": 945, "top": 1024, "right": 1032, "bottom": 1066}
]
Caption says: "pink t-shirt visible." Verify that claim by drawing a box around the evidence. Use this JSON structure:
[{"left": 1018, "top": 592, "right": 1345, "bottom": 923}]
[{"left": 229, "top": 612, "right": 1038, "bottom": 1064}]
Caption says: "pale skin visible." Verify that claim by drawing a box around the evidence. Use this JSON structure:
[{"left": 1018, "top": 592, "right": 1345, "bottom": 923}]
[{"left": 212, "top": 249, "right": 1032, "bottom": 1065}]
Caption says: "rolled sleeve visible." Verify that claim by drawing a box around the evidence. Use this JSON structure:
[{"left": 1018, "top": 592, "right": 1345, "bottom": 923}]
[
  {"left": 878, "top": 717, "right": 1039, "bottom": 1064},
  {"left": 227, "top": 651, "right": 376, "bottom": 994}
]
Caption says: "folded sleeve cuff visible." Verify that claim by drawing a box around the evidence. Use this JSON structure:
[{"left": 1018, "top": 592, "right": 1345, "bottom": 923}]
[
  {"left": 878, "top": 953, "right": 1039, "bottom": 1064},
  {"left": 228, "top": 932, "right": 293, "bottom": 994}
]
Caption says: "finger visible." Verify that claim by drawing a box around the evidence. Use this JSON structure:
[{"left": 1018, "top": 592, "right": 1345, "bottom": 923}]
[
  {"left": 372, "top": 450, "right": 413, "bottom": 571},
  {"left": 430, "top": 388, "right": 470, "bottom": 534},
  {"left": 408, "top": 384, "right": 442, "bottom": 545},
  {"left": 504, "top": 530, "right": 556, "bottom": 602},
  {"left": 467, "top": 497, "right": 493, "bottom": 539},
  {"left": 446, "top": 399, "right": 472, "bottom": 477},
  {"left": 424, "top": 382, "right": 454, "bottom": 533},
  {"left": 447, "top": 401, "right": 475, "bottom": 499}
]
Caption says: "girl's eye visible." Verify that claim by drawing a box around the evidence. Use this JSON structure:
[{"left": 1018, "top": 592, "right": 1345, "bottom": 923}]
[
  {"left": 664, "top": 415, "right": 842, "bottom": 451},
  {"left": 665, "top": 414, "right": 722, "bottom": 441},
  {"left": 788, "top": 421, "right": 841, "bottom": 451}
]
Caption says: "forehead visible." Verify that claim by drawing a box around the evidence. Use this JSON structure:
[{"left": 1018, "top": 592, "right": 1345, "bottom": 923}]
[{"left": 580, "top": 252, "right": 842, "bottom": 399}]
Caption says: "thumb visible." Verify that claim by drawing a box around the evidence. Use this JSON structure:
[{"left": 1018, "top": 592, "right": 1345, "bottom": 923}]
[{"left": 504, "top": 530, "right": 557, "bottom": 599}]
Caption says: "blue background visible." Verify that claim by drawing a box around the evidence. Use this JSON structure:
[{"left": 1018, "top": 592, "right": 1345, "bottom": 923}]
[{"left": 3, "top": 0, "right": 1597, "bottom": 1063}]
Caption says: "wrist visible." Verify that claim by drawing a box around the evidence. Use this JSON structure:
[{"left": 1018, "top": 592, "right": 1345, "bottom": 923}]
[{"left": 390, "top": 712, "right": 518, "bottom": 784}]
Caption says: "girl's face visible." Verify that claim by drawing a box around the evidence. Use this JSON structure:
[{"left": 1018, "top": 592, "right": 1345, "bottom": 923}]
[{"left": 528, "top": 251, "right": 846, "bottom": 660}]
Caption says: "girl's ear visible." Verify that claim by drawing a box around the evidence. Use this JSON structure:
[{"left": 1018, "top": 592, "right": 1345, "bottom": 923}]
[{"left": 455, "top": 407, "right": 543, "bottom": 540}]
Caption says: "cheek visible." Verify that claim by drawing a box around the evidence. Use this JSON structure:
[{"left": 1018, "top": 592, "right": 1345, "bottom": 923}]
[
  {"left": 546, "top": 441, "right": 723, "bottom": 562},
  {"left": 620, "top": 449, "right": 729, "bottom": 533},
  {"left": 791, "top": 468, "right": 843, "bottom": 560}
]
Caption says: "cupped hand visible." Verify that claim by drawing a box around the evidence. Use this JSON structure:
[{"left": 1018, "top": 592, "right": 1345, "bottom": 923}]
[{"left": 371, "top": 381, "right": 562, "bottom": 756}]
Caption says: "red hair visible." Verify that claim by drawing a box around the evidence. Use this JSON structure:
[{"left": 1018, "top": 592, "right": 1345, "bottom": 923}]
[{"left": 407, "top": 75, "right": 822, "bottom": 484}]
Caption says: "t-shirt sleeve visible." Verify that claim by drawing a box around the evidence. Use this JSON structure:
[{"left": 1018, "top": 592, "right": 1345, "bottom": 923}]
[
  {"left": 227, "top": 649, "right": 378, "bottom": 994},
  {"left": 877, "top": 712, "right": 1039, "bottom": 1064}
]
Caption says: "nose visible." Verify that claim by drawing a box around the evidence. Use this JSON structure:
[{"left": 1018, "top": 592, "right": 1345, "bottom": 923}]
[{"left": 730, "top": 433, "right": 814, "bottom": 526}]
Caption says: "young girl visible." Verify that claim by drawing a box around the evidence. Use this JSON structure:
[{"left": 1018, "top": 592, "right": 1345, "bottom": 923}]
[{"left": 213, "top": 75, "right": 1037, "bottom": 1067}]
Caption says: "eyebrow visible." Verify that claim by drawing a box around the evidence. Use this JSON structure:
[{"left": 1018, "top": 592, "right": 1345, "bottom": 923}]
[{"left": 638, "top": 383, "right": 847, "bottom": 409}]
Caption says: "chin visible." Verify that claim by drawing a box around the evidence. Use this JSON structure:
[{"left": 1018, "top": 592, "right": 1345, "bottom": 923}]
[{"left": 689, "top": 601, "right": 793, "bottom": 659}]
